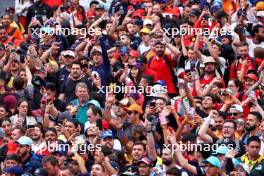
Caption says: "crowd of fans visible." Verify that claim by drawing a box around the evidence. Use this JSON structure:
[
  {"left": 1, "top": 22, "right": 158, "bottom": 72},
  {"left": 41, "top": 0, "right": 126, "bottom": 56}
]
[{"left": 0, "top": 0, "right": 263, "bottom": 175}]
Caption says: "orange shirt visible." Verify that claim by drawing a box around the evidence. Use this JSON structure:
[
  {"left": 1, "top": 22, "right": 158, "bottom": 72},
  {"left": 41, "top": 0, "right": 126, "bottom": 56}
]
[
  {"left": 7, "top": 26, "right": 24, "bottom": 41},
  {"left": 2, "top": 36, "right": 22, "bottom": 48}
]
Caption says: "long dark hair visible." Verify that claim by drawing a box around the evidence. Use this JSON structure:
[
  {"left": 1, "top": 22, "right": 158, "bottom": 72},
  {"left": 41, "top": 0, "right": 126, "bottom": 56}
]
[
  {"left": 128, "top": 66, "right": 142, "bottom": 85},
  {"left": 15, "top": 98, "right": 32, "bottom": 116}
]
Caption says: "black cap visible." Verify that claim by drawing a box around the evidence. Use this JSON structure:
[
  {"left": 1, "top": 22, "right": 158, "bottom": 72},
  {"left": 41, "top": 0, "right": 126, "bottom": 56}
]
[
  {"left": 6, "top": 7, "right": 15, "bottom": 12},
  {"left": 190, "top": 9, "right": 201, "bottom": 17},
  {"left": 216, "top": 9, "right": 228, "bottom": 19},
  {"left": 34, "top": 168, "right": 48, "bottom": 176}
]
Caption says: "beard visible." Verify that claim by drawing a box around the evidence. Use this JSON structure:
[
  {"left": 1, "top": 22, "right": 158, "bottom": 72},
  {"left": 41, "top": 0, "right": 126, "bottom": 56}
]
[
  {"left": 205, "top": 69, "right": 214, "bottom": 75},
  {"left": 157, "top": 51, "right": 164, "bottom": 57},
  {"left": 245, "top": 124, "right": 256, "bottom": 131},
  {"left": 32, "top": 135, "right": 41, "bottom": 141},
  {"left": 0, "top": 36, "right": 7, "bottom": 42},
  {"left": 162, "top": 160, "right": 172, "bottom": 166}
]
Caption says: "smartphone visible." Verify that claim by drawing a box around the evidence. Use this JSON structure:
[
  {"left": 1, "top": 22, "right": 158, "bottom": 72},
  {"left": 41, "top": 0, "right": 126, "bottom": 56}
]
[
  {"left": 189, "top": 107, "right": 195, "bottom": 117},
  {"left": 27, "top": 125, "right": 35, "bottom": 129},
  {"left": 159, "top": 114, "right": 168, "bottom": 125},
  {"left": 82, "top": 63, "right": 88, "bottom": 69},
  {"left": 96, "top": 119, "right": 103, "bottom": 130},
  {"left": 248, "top": 91, "right": 255, "bottom": 97},
  {"left": 150, "top": 102, "right": 156, "bottom": 107}
]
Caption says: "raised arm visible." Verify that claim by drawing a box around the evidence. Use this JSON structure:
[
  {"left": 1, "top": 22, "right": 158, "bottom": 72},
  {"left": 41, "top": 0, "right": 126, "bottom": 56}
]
[
  {"left": 144, "top": 119, "right": 157, "bottom": 161},
  {"left": 198, "top": 110, "right": 218, "bottom": 143}
]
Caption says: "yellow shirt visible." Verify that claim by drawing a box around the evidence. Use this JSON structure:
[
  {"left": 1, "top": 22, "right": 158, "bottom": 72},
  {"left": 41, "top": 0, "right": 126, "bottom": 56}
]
[
  {"left": 241, "top": 154, "right": 264, "bottom": 170},
  {"left": 10, "top": 21, "right": 25, "bottom": 34}
]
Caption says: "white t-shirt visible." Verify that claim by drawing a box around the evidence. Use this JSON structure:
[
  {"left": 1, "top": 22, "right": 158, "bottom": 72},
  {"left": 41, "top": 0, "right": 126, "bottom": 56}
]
[
  {"left": 246, "top": 38, "right": 264, "bottom": 58},
  {"left": 138, "top": 42, "right": 151, "bottom": 55}
]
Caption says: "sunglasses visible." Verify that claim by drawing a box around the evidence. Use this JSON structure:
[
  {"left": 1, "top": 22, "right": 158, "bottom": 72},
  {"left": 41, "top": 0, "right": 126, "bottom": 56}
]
[
  {"left": 229, "top": 112, "right": 240, "bottom": 116},
  {"left": 127, "top": 111, "right": 138, "bottom": 115}
]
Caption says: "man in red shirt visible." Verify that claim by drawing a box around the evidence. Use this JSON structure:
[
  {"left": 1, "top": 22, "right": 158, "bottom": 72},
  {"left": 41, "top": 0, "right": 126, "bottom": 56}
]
[
  {"left": 147, "top": 41, "right": 177, "bottom": 95},
  {"left": 137, "top": 56, "right": 158, "bottom": 82},
  {"left": 193, "top": 56, "right": 224, "bottom": 96},
  {"left": 230, "top": 42, "right": 263, "bottom": 80}
]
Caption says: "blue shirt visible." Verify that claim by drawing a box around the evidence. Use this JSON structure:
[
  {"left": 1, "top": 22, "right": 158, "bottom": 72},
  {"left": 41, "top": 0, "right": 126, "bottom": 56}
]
[{"left": 70, "top": 99, "right": 90, "bottom": 124}]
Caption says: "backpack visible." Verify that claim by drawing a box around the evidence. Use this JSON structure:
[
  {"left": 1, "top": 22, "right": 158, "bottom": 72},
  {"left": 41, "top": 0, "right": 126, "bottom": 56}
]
[
  {"left": 8, "top": 27, "right": 17, "bottom": 37},
  {"left": 148, "top": 54, "right": 178, "bottom": 93}
]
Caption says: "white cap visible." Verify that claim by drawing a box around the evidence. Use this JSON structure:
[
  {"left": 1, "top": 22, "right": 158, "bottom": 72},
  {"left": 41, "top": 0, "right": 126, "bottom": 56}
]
[
  {"left": 143, "top": 19, "right": 153, "bottom": 26},
  {"left": 16, "top": 136, "right": 33, "bottom": 146},
  {"left": 257, "top": 11, "right": 264, "bottom": 18},
  {"left": 230, "top": 104, "right": 243, "bottom": 113},
  {"left": 63, "top": 50, "right": 75, "bottom": 57}
]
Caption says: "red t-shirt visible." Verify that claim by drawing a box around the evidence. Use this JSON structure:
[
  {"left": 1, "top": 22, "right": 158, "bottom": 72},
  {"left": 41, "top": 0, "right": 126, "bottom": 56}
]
[
  {"left": 143, "top": 69, "right": 158, "bottom": 82},
  {"left": 192, "top": 74, "right": 215, "bottom": 96},
  {"left": 148, "top": 54, "right": 176, "bottom": 93},
  {"left": 229, "top": 57, "right": 262, "bottom": 79}
]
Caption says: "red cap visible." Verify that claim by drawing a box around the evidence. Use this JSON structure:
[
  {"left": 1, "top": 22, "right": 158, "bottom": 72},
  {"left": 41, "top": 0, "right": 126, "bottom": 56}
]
[
  {"left": 171, "top": 8, "right": 180, "bottom": 16},
  {"left": 244, "top": 73, "right": 258, "bottom": 81},
  {"left": 132, "top": 9, "right": 144, "bottom": 18},
  {"left": 178, "top": 71, "right": 185, "bottom": 79},
  {"left": 7, "top": 142, "right": 17, "bottom": 155},
  {"left": 102, "top": 119, "right": 109, "bottom": 129},
  {"left": 129, "top": 50, "right": 139, "bottom": 58},
  {"left": 87, "top": 10, "right": 95, "bottom": 18}
]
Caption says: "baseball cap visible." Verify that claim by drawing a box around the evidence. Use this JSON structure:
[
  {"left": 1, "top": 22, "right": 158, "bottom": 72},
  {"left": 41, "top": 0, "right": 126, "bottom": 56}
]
[
  {"left": 52, "top": 143, "right": 67, "bottom": 156},
  {"left": 230, "top": 104, "right": 243, "bottom": 113},
  {"left": 34, "top": 168, "right": 49, "bottom": 176},
  {"left": 140, "top": 28, "right": 151, "bottom": 35},
  {"left": 129, "top": 50, "right": 139, "bottom": 58},
  {"left": 256, "top": 2, "right": 264, "bottom": 11},
  {"left": 95, "top": 4, "right": 105, "bottom": 10},
  {"left": 244, "top": 73, "right": 258, "bottom": 81},
  {"left": 171, "top": 8, "right": 180, "bottom": 16},
  {"left": 6, "top": 7, "right": 15, "bottom": 12},
  {"left": 132, "top": 9, "right": 144, "bottom": 18},
  {"left": 203, "top": 156, "right": 221, "bottom": 168},
  {"left": 63, "top": 50, "right": 75, "bottom": 57},
  {"left": 190, "top": 9, "right": 200, "bottom": 17},
  {"left": 234, "top": 163, "right": 250, "bottom": 174},
  {"left": 89, "top": 99, "right": 101, "bottom": 109},
  {"left": 143, "top": 19, "right": 153, "bottom": 26},
  {"left": 116, "top": 98, "right": 130, "bottom": 107},
  {"left": 16, "top": 136, "right": 33, "bottom": 146},
  {"left": 120, "top": 46, "right": 129, "bottom": 54},
  {"left": 136, "top": 157, "right": 152, "bottom": 165},
  {"left": 125, "top": 104, "right": 143, "bottom": 114},
  {"left": 213, "top": 145, "right": 230, "bottom": 155},
  {"left": 110, "top": 161, "right": 120, "bottom": 171},
  {"left": 35, "top": 66, "right": 45, "bottom": 73},
  {"left": 87, "top": 10, "right": 95, "bottom": 18},
  {"left": 91, "top": 46, "right": 102, "bottom": 55},
  {"left": 129, "top": 62, "right": 141, "bottom": 69},
  {"left": 3, "top": 165, "right": 24, "bottom": 176},
  {"left": 257, "top": 11, "right": 264, "bottom": 18},
  {"left": 102, "top": 130, "right": 113, "bottom": 139}
]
